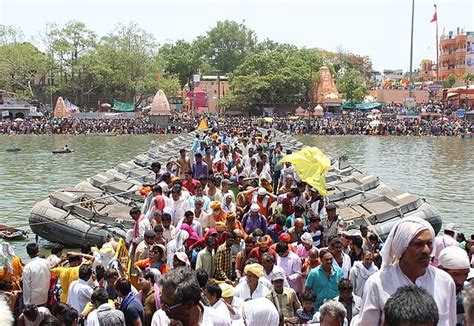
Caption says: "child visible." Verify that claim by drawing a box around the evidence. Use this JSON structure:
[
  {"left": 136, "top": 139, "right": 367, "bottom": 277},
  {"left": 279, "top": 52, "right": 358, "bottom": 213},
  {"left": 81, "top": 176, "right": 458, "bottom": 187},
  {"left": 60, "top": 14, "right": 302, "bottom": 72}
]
[{"left": 296, "top": 290, "right": 317, "bottom": 324}]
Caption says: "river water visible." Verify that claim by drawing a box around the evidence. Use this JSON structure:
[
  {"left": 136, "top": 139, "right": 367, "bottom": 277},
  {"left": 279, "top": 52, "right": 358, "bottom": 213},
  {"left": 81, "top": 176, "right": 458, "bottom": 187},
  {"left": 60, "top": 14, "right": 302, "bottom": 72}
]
[{"left": 1, "top": 134, "right": 473, "bottom": 259}]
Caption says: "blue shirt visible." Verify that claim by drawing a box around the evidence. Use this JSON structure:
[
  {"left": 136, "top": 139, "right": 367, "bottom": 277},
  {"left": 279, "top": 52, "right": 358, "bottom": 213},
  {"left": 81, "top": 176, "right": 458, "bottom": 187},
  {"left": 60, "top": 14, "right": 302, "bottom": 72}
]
[{"left": 305, "top": 264, "right": 344, "bottom": 309}]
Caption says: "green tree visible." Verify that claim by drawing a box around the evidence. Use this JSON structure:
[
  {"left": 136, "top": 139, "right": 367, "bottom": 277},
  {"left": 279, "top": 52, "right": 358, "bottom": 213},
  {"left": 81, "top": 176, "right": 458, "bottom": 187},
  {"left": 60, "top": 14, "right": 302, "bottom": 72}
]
[
  {"left": 223, "top": 48, "right": 323, "bottom": 110},
  {"left": 338, "top": 69, "right": 369, "bottom": 104},
  {"left": 442, "top": 74, "right": 457, "bottom": 88},
  {"left": 201, "top": 20, "right": 257, "bottom": 74},
  {"left": 0, "top": 42, "right": 46, "bottom": 98},
  {"left": 159, "top": 40, "right": 202, "bottom": 88}
]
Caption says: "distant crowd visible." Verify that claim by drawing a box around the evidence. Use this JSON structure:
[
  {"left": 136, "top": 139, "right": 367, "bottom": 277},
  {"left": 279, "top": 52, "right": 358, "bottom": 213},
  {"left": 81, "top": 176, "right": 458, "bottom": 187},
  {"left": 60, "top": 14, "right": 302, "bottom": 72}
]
[{"left": 1, "top": 102, "right": 472, "bottom": 137}]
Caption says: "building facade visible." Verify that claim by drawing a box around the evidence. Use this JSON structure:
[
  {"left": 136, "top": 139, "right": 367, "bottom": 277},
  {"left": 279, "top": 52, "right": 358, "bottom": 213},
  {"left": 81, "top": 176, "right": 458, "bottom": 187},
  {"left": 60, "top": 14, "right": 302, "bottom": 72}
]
[
  {"left": 187, "top": 75, "right": 229, "bottom": 114},
  {"left": 439, "top": 29, "right": 474, "bottom": 81}
]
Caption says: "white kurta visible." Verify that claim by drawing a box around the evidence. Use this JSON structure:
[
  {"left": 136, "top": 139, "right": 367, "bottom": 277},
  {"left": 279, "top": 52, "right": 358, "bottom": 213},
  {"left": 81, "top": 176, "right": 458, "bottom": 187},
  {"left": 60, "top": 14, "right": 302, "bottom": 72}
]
[
  {"left": 211, "top": 299, "right": 232, "bottom": 323},
  {"left": 332, "top": 252, "right": 352, "bottom": 279},
  {"left": 22, "top": 257, "right": 51, "bottom": 305},
  {"left": 353, "top": 264, "right": 456, "bottom": 326},
  {"left": 276, "top": 252, "right": 303, "bottom": 293},
  {"left": 233, "top": 280, "right": 270, "bottom": 300}
]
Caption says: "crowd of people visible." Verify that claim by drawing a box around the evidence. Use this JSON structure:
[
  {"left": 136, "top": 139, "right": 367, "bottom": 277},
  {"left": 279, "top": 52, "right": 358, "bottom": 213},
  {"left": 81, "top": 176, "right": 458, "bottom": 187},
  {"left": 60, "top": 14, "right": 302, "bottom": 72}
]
[
  {"left": 1, "top": 126, "right": 474, "bottom": 326},
  {"left": 1, "top": 102, "right": 472, "bottom": 137}
]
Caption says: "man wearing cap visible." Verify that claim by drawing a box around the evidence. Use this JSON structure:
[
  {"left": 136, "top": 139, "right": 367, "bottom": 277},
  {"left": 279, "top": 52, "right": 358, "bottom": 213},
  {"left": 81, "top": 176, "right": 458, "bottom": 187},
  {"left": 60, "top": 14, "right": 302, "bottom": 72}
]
[
  {"left": 266, "top": 271, "right": 301, "bottom": 324},
  {"left": 432, "top": 223, "right": 459, "bottom": 266},
  {"left": 438, "top": 246, "right": 471, "bottom": 325},
  {"left": 135, "top": 229, "right": 157, "bottom": 261},
  {"left": 219, "top": 283, "right": 244, "bottom": 322},
  {"left": 234, "top": 263, "right": 270, "bottom": 300},
  {"left": 353, "top": 216, "right": 456, "bottom": 326},
  {"left": 241, "top": 204, "right": 267, "bottom": 235},
  {"left": 276, "top": 242, "right": 303, "bottom": 294},
  {"left": 321, "top": 204, "right": 343, "bottom": 247}
]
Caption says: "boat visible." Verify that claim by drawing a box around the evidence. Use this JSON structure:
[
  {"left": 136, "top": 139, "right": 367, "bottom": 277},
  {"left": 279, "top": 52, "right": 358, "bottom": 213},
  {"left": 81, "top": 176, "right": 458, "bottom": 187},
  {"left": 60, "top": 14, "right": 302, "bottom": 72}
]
[
  {"left": 0, "top": 224, "right": 28, "bottom": 240},
  {"left": 6, "top": 147, "right": 22, "bottom": 152},
  {"left": 29, "top": 128, "right": 443, "bottom": 246},
  {"left": 52, "top": 149, "right": 74, "bottom": 154}
]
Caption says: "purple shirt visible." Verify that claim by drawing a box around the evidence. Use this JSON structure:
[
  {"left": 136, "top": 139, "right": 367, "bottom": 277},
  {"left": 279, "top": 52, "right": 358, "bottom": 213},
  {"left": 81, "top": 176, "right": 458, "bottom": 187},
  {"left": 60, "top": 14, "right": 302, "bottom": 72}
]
[
  {"left": 242, "top": 213, "right": 267, "bottom": 234},
  {"left": 192, "top": 161, "right": 209, "bottom": 179}
]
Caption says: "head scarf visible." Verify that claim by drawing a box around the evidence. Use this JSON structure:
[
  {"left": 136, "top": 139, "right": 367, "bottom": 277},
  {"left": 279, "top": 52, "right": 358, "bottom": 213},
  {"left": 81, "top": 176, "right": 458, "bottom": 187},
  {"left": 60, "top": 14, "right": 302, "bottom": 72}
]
[
  {"left": 180, "top": 224, "right": 199, "bottom": 248},
  {"left": 242, "top": 297, "right": 279, "bottom": 325},
  {"left": 438, "top": 246, "right": 470, "bottom": 269},
  {"left": 174, "top": 252, "right": 190, "bottom": 268},
  {"left": 210, "top": 201, "right": 222, "bottom": 211},
  {"left": 215, "top": 221, "right": 227, "bottom": 232},
  {"left": 244, "top": 263, "right": 264, "bottom": 278},
  {"left": 174, "top": 229, "right": 189, "bottom": 252},
  {"left": 257, "top": 235, "right": 273, "bottom": 248},
  {"left": 380, "top": 216, "right": 435, "bottom": 269}
]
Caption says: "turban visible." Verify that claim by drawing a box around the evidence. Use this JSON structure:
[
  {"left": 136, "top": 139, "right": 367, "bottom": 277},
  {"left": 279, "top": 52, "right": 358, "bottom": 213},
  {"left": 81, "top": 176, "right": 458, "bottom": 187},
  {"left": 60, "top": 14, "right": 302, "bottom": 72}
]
[
  {"left": 438, "top": 246, "right": 470, "bottom": 270},
  {"left": 257, "top": 187, "right": 267, "bottom": 196},
  {"left": 226, "top": 212, "right": 237, "bottom": 220},
  {"left": 257, "top": 235, "right": 272, "bottom": 248},
  {"left": 215, "top": 221, "right": 226, "bottom": 232},
  {"left": 279, "top": 233, "right": 291, "bottom": 243},
  {"left": 244, "top": 263, "right": 264, "bottom": 278},
  {"left": 380, "top": 216, "right": 435, "bottom": 269},
  {"left": 250, "top": 204, "right": 260, "bottom": 212},
  {"left": 170, "top": 176, "right": 181, "bottom": 184},
  {"left": 242, "top": 297, "right": 279, "bottom": 325},
  {"left": 210, "top": 201, "right": 222, "bottom": 211},
  {"left": 301, "top": 232, "right": 313, "bottom": 246},
  {"left": 219, "top": 283, "right": 234, "bottom": 298}
]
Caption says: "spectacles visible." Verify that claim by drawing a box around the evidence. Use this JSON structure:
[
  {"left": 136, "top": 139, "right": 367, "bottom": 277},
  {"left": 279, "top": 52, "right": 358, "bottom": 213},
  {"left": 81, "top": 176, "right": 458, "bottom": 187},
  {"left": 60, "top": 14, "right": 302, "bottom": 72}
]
[{"left": 161, "top": 300, "right": 183, "bottom": 312}]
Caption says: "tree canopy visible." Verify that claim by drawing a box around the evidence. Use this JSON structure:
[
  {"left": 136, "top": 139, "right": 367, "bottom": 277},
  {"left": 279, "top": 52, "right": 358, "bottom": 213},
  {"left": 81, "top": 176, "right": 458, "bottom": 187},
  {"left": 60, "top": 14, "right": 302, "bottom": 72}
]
[{"left": 0, "top": 20, "right": 372, "bottom": 109}]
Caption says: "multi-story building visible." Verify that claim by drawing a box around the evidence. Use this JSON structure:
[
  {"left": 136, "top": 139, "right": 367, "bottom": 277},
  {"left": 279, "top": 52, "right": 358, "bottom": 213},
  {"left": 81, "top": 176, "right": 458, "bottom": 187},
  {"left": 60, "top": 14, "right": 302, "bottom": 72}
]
[{"left": 439, "top": 29, "right": 474, "bottom": 81}]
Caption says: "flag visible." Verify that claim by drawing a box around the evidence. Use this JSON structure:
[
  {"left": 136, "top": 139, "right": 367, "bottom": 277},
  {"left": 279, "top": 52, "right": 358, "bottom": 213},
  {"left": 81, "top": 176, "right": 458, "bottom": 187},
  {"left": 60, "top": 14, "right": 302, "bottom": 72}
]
[
  {"left": 197, "top": 118, "right": 208, "bottom": 130},
  {"left": 430, "top": 5, "right": 437, "bottom": 22},
  {"left": 280, "top": 146, "right": 331, "bottom": 197}
]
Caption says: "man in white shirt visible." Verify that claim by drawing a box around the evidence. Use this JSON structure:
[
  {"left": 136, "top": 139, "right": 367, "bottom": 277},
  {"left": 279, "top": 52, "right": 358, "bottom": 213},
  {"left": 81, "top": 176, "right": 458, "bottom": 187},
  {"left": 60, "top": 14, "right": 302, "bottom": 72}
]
[
  {"left": 87, "top": 287, "right": 125, "bottom": 326},
  {"left": 353, "top": 216, "right": 456, "bottom": 326},
  {"left": 261, "top": 252, "right": 290, "bottom": 288},
  {"left": 234, "top": 263, "right": 270, "bottom": 300},
  {"left": 22, "top": 243, "right": 51, "bottom": 306},
  {"left": 203, "top": 283, "right": 232, "bottom": 323},
  {"left": 431, "top": 223, "right": 459, "bottom": 266},
  {"left": 67, "top": 264, "right": 94, "bottom": 314}
]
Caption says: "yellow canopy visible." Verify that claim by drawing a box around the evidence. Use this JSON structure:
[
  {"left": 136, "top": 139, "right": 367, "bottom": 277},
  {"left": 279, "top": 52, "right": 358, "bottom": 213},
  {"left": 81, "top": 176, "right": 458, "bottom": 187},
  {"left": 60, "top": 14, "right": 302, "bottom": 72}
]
[
  {"left": 280, "top": 146, "right": 331, "bottom": 196},
  {"left": 288, "top": 116, "right": 300, "bottom": 120}
]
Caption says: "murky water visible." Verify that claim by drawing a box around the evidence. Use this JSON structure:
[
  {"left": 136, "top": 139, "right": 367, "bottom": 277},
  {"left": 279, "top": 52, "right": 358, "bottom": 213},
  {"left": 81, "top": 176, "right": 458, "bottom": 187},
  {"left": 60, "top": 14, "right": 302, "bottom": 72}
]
[{"left": 1, "top": 134, "right": 473, "bottom": 259}]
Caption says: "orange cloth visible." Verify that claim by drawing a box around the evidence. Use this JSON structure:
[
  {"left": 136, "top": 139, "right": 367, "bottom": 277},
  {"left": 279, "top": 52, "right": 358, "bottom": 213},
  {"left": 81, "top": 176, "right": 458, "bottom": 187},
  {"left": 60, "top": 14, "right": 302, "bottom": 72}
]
[
  {"left": 134, "top": 258, "right": 169, "bottom": 275},
  {"left": 226, "top": 220, "right": 247, "bottom": 239},
  {"left": 302, "top": 257, "right": 321, "bottom": 275},
  {"left": 0, "top": 256, "right": 23, "bottom": 290}
]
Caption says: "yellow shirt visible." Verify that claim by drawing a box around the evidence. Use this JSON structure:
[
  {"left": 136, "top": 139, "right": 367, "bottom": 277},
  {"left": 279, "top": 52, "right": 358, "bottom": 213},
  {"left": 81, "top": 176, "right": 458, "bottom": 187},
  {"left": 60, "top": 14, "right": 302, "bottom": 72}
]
[
  {"left": 50, "top": 265, "right": 80, "bottom": 303},
  {"left": 0, "top": 256, "right": 23, "bottom": 289}
]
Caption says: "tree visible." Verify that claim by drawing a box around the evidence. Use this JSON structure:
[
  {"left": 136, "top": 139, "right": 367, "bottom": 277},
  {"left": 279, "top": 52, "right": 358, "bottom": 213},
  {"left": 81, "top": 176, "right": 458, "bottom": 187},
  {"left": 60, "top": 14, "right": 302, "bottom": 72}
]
[
  {"left": 0, "top": 25, "right": 24, "bottom": 44},
  {"left": 159, "top": 40, "right": 202, "bottom": 88},
  {"left": 338, "top": 69, "right": 369, "bottom": 104},
  {"left": 200, "top": 20, "right": 257, "bottom": 74},
  {"left": 222, "top": 48, "right": 323, "bottom": 110},
  {"left": 442, "top": 74, "right": 457, "bottom": 88},
  {"left": 0, "top": 42, "right": 46, "bottom": 98}
]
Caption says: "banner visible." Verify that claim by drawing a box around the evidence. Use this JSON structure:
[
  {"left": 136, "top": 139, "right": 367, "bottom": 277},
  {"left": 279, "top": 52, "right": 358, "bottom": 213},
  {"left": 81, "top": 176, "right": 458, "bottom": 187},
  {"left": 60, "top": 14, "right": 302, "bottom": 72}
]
[{"left": 112, "top": 99, "right": 134, "bottom": 112}]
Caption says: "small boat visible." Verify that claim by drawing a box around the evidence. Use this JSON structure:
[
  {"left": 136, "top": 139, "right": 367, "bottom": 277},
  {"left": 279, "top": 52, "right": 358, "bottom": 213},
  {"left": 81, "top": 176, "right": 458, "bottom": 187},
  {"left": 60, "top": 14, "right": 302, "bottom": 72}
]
[
  {"left": 0, "top": 224, "right": 28, "bottom": 240},
  {"left": 6, "top": 147, "right": 22, "bottom": 152},
  {"left": 52, "top": 149, "right": 74, "bottom": 154}
]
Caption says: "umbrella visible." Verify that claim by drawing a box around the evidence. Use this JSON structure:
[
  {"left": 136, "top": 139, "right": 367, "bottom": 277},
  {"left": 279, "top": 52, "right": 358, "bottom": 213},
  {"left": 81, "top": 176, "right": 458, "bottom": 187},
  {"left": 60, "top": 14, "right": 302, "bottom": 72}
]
[
  {"left": 14, "top": 118, "right": 24, "bottom": 122},
  {"left": 369, "top": 120, "right": 380, "bottom": 128},
  {"left": 101, "top": 103, "right": 112, "bottom": 109},
  {"left": 288, "top": 116, "right": 300, "bottom": 121}
]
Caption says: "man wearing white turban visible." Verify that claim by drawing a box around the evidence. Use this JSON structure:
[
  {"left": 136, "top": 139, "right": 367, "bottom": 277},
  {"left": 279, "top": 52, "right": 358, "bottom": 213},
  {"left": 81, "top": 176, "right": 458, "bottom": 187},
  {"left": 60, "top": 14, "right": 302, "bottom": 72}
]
[
  {"left": 438, "top": 245, "right": 470, "bottom": 325},
  {"left": 353, "top": 216, "right": 456, "bottom": 326}
]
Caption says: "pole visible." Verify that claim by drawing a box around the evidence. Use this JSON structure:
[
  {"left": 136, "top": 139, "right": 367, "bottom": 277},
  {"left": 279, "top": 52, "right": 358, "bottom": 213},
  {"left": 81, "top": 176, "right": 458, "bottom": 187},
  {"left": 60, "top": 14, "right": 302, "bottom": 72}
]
[
  {"left": 409, "top": 0, "right": 415, "bottom": 98},
  {"left": 217, "top": 71, "right": 221, "bottom": 116},
  {"left": 49, "top": 70, "right": 53, "bottom": 112},
  {"left": 435, "top": 4, "right": 439, "bottom": 82}
]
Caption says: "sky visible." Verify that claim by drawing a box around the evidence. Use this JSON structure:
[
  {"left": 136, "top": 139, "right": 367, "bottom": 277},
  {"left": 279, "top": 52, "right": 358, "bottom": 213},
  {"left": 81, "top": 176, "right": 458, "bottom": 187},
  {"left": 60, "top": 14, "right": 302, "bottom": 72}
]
[{"left": 0, "top": 0, "right": 472, "bottom": 72}]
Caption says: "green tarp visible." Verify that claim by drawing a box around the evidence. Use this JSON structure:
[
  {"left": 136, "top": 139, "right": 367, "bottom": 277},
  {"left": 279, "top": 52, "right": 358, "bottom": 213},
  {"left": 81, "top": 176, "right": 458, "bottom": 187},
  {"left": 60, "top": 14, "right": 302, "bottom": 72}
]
[
  {"left": 111, "top": 99, "right": 133, "bottom": 112},
  {"left": 342, "top": 102, "right": 383, "bottom": 110}
]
